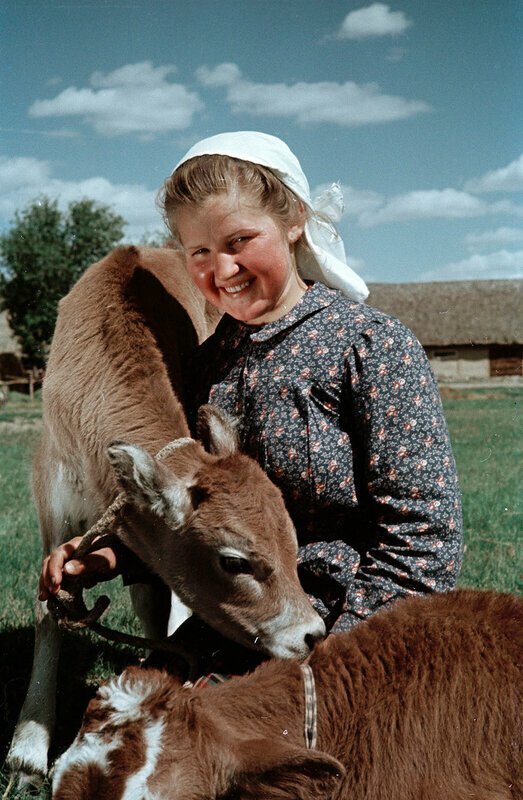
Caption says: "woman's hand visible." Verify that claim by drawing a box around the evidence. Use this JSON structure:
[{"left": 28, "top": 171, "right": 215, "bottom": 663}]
[{"left": 38, "top": 536, "right": 120, "bottom": 601}]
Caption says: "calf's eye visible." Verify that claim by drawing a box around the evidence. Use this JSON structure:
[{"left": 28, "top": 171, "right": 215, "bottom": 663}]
[{"left": 219, "top": 555, "right": 253, "bottom": 575}]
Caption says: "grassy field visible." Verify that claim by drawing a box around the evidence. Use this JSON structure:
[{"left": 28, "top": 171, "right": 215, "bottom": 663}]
[
  {"left": 0, "top": 386, "right": 521, "bottom": 799},
  {"left": 440, "top": 385, "right": 521, "bottom": 592}
]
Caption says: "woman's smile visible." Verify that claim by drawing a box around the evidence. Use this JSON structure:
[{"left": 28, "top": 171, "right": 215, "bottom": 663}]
[
  {"left": 223, "top": 278, "right": 253, "bottom": 294},
  {"left": 177, "top": 192, "right": 306, "bottom": 325}
]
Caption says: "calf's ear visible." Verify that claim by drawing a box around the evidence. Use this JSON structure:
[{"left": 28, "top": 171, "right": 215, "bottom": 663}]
[
  {"left": 107, "top": 441, "right": 158, "bottom": 498},
  {"left": 107, "top": 442, "right": 194, "bottom": 528},
  {"left": 197, "top": 404, "right": 239, "bottom": 457},
  {"left": 227, "top": 738, "right": 345, "bottom": 799}
]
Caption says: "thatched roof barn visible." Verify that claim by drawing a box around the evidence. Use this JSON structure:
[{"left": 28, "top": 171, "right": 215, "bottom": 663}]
[
  {"left": 1, "top": 281, "right": 521, "bottom": 383},
  {"left": 367, "top": 280, "right": 522, "bottom": 346},
  {"left": 367, "top": 280, "right": 522, "bottom": 379}
]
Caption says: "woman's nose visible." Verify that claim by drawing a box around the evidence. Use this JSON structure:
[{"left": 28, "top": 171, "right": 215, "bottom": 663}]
[
  {"left": 214, "top": 252, "right": 240, "bottom": 281},
  {"left": 214, "top": 251, "right": 238, "bottom": 279}
]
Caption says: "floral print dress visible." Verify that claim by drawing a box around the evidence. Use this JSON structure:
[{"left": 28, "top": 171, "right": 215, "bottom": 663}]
[{"left": 184, "top": 282, "right": 463, "bottom": 632}]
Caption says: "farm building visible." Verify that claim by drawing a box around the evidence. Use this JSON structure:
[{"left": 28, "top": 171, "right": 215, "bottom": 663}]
[
  {"left": 1, "top": 281, "right": 522, "bottom": 383},
  {"left": 0, "top": 309, "right": 40, "bottom": 398},
  {"left": 0, "top": 309, "right": 19, "bottom": 355},
  {"left": 368, "top": 279, "right": 522, "bottom": 381}
]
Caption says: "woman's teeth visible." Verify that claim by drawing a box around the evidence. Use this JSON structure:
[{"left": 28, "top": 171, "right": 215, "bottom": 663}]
[{"left": 224, "top": 280, "right": 251, "bottom": 294}]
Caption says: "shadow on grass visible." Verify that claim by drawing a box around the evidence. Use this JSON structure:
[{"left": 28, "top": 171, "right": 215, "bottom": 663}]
[{"left": 0, "top": 624, "right": 140, "bottom": 772}]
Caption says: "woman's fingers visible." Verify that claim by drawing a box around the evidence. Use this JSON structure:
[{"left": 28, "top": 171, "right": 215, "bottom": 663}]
[
  {"left": 39, "top": 537, "right": 83, "bottom": 599},
  {"left": 38, "top": 537, "right": 118, "bottom": 600}
]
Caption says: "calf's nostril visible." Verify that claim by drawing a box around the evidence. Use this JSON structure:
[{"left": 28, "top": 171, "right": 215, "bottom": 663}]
[{"left": 304, "top": 630, "right": 325, "bottom": 651}]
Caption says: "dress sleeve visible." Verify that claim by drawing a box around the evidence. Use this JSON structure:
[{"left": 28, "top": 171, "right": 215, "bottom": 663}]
[{"left": 331, "top": 315, "right": 463, "bottom": 632}]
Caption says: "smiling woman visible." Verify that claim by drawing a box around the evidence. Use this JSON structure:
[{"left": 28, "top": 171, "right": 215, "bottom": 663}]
[
  {"left": 160, "top": 132, "right": 369, "bottom": 303},
  {"left": 40, "top": 131, "right": 463, "bottom": 680},
  {"left": 153, "top": 131, "right": 464, "bottom": 637},
  {"left": 176, "top": 192, "right": 307, "bottom": 324}
]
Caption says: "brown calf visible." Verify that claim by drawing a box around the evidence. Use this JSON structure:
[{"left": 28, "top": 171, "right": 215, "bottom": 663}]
[
  {"left": 53, "top": 589, "right": 522, "bottom": 800},
  {"left": 7, "top": 246, "right": 324, "bottom": 787}
]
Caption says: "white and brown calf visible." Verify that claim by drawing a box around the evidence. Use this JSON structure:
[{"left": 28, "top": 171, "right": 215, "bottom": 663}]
[
  {"left": 53, "top": 589, "right": 522, "bottom": 800},
  {"left": 7, "top": 246, "right": 324, "bottom": 787}
]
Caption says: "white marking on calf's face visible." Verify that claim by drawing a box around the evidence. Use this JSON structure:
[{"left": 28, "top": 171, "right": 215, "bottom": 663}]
[
  {"left": 121, "top": 717, "right": 165, "bottom": 800},
  {"left": 52, "top": 729, "right": 120, "bottom": 793},
  {"left": 97, "top": 671, "right": 161, "bottom": 725},
  {"left": 53, "top": 674, "right": 167, "bottom": 800},
  {"left": 256, "top": 601, "right": 326, "bottom": 659}
]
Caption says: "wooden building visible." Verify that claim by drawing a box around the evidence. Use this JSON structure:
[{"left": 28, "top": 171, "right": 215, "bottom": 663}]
[
  {"left": 367, "top": 280, "right": 522, "bottom": 381},
  {"left": 0, "top": 309, "right": 19, "bottom": 355},
  {"left": 0, "top": 309, "right": 40, "bottom": 398},
  {"left": 1, "top": 281, "right": 522, "bottom": 383}
]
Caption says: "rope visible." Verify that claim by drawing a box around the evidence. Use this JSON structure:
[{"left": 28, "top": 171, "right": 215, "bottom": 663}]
[
  {"left": 48, "top": 436, "right": 196, "bottom": 650},
  {"left": 72, "top": 435, "right": 195, "bottom": 559}
]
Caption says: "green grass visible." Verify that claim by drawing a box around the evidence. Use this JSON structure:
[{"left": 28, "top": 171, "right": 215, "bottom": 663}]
[
  {"left": 442, "top": 386, "right": 522, "bottom": 594},
  {"left": 0, "top": 393, "right": 141, "bottom": 800},
  {"left": 0, "top": 386, "right": 521, "bottom": 799}
]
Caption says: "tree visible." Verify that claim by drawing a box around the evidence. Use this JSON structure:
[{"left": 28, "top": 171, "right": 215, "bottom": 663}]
[
  {"left": 0, "top": 196, "right": 125, "bottom": 367},
  {"left": 139, "top": 229, "right": 171, "bottom": 248}
]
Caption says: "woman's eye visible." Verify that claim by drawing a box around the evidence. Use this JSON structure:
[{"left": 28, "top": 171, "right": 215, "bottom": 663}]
[
  {"left": 192, "top": 248, "right": 209, "bottom": 257},
  {"left": 219, "top": 555, "right": 253, "bottom": 575},
  {"left": 231, "top": 236, "right": 249, "bottom": 248}
]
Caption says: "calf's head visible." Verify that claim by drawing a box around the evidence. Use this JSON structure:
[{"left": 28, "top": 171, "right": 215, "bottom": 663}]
[
  {"left": 107, "top": 405, "right": 325, "bottom": 660},
  {"left": 52, "top": 667, "right": 344, "bottom": 800}
]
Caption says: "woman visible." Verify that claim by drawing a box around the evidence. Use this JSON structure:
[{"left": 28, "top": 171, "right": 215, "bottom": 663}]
[{"left": 40, "top": 131, "right": 463, "bottom": 636}]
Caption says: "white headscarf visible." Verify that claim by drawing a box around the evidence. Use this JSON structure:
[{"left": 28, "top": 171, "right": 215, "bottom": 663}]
[{"left": 172, "top": 131, "right": 369, "bottom": 302}]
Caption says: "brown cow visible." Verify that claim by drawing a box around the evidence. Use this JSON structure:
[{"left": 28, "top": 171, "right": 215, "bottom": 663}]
[
  {"left": 7, "top": 246, "right": 324, "bottom": 787},
  {"left": 53, "top": 589, "right": 522, "bottom": 800}
]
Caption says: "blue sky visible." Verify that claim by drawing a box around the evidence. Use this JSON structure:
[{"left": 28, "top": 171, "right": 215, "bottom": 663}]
[{"left": 1, "top": 0, "right": 522, "bottom": 283}]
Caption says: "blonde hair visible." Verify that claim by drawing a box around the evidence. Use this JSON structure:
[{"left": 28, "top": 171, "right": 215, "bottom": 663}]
[{"left": 158, "top": 155, "right": 310, "bottom": 245}]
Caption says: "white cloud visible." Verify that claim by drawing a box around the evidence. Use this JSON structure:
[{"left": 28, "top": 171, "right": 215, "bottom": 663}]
[
  {"left": 487, "top": 199, "right": 523, "bottom": 218},
  {"left": 0, "top": 156, "right": 52, "bottom": 193},
  {"left": 29, "top": 61, "right": 203, "bottom": 137},
  {"left": 335, "top": 3, "right": 412, "bottom": 40},
  {"left": 89, "top": 62, "right": 177, "bottom": 88},
  {"left": 196, "top": 63, "right": 242, "bottom": 87},
  {"left": 0, "top": 155, "right": 161, "bottom": 242},
  {"left": 196, "top": 63, "right": 431, "bottom": 127},
  {"left": 464, "top": 154, "right": 523, "bottom": 193},
  {"left": 465, "top": 226, "right": 523, "bottom": 251},
  {"left": 323, "top": 185, "right": 523, "bottom": 227},
  {"left": 419, "top": 249, "right": 523, "bottom": 282},
  {"left": 357, "top": 188, "right": 488, "bottom": 227}
]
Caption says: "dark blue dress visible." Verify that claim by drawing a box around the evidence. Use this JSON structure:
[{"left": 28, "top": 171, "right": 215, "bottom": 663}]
[{"left": 185, "top": 282, "right": 463, "bottom": 631}]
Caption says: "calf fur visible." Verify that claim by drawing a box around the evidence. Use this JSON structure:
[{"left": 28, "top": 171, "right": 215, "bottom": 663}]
[
  {"left": 7, "top": 246, "right": 324, "bottom": 787},
  {"left": 53, "top": 589, "right": 522, "bottom": 800}
]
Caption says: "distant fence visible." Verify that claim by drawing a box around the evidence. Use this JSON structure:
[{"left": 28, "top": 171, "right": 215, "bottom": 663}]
[{"left": 0, "top": 353, "right": 43, "bottom": 403}]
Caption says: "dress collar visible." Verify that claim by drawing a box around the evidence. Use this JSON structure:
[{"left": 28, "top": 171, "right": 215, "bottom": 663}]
[{"left": 215, "top": 282, "right": 340, "bottom": 346}]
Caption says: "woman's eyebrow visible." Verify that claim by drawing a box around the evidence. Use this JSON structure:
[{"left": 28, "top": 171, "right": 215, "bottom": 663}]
[
  {"left": 226, "top": 225, "right": 259, "bottom": 238},
  {"left": 183, "top": 225, "right": 260, "bottom": 250}
]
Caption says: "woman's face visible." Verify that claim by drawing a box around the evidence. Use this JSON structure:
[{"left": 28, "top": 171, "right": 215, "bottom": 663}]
[{"left": 176, "top": 191, "right": 306, "bottom": 325}]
